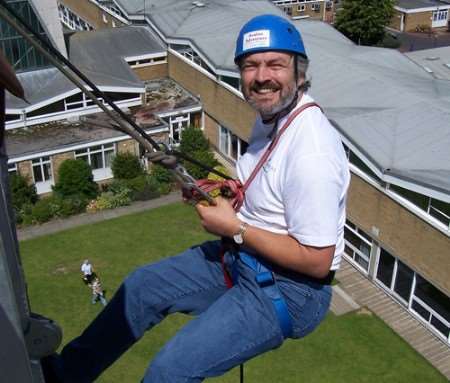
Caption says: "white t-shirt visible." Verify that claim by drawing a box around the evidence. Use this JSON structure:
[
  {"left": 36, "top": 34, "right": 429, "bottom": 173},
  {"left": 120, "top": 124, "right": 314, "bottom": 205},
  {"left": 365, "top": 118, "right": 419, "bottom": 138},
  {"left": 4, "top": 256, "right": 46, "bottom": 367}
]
[
  {"left": 81, "top": 262, "right": 93, "bottom": 276},
  {"left": 236, "top": 94, "right": 350, "bottom": 270}
]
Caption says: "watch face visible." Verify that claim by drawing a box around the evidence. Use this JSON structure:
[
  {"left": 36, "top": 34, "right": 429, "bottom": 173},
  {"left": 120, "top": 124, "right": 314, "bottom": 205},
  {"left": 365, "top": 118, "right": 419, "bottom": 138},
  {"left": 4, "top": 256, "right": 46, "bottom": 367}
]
[{"left": 233, "top": 234, "right": 243, "bottom": 245}]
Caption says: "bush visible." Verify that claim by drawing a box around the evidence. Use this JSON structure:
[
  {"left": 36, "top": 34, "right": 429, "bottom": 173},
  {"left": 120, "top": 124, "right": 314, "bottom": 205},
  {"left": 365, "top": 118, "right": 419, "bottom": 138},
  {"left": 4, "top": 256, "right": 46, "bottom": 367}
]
[
  {"left": 86, "top": 189, "right": 132, "bottom": 213},
  {"left": 31, "top": 197, "right": 57, "bottom": 224},
  {"left": 111, "top": 153, "right": 144, "bottom": 180},
  {"left": 179, "top": 126, "right": 218, "bottom": 179},
  {"left": 185, "top": 150, "right": 218, "bottom": 180},
  {"left": 151, "top": 164, "right": 173, "bottom": 185},
  {"left": 9, "top": 173, "right": 37, "bottom": 211},
  {"left": 53, "top": 159, "right": 98, "bottom": 199}
]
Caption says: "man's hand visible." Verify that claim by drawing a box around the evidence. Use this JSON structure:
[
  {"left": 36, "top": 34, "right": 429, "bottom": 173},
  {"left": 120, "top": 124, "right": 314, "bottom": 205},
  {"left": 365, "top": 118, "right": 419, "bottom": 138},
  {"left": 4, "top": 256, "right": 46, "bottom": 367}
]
[{"left": 195, "top": 196, "right": 241, "bottom": 237}]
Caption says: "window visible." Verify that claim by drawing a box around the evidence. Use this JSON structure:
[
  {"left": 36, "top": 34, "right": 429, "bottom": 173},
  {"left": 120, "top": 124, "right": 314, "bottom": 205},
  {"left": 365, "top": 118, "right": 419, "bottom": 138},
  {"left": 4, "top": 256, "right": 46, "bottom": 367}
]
[
  {"left": 75, "top": 144, "right": 115, "bottom": 180},
  {"left": 311, "top": 3, "right": 320, "bottom": 11},
  {"left": 412, "top": 276, "right": 450, "bottom": 340},
  {"left": 376, "top": 248, "right": 414, "bottom": 305},
  {"left": 8, "top": 162, "right": 17, "bottom": 175},
  {"left": 32, "top": 156, "right": 53, "bottom": 194},
  {"left": 221, "top": 76, "right": 241, "bottom": 91},
  {"left": 168, "top": 114, "right": 190, "bottom": 146},
  {"left": 58, "top": 3, "right": 93, "bottom": 31},
  {"left": 219, "top": 126, "right": 247, "bottom": 161},
  {"left": 297, "top": 5, "right": 306, "bottom": 12},
  {"left": 326, "top": 1, "right": 333, "bottom": 10},
  {"left": 344, "top": 221, "right": 372, "bottom": 272}
]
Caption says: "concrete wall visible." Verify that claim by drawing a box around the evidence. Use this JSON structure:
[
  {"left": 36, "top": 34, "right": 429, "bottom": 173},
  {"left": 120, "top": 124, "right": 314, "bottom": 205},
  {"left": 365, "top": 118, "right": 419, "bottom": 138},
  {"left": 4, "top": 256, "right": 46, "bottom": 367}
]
[
  {"left": 167, "top": 52, "right": 255, "bottom": 143},
  {"left": 132, "top": 64, "right": 168, "bottom": 81},
  {"left": 59, "top": 0, "right": 126, "bottom": 29},
  {"left": 347, "top": 174, "right": 450, "bottom": 296}
]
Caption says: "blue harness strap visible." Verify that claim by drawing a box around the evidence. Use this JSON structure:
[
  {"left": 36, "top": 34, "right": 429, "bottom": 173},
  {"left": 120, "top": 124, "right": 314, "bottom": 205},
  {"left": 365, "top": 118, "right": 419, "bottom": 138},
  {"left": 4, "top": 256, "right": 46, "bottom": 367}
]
[{"left": 238, "top": 251, "right": 293, "bottom": 339}]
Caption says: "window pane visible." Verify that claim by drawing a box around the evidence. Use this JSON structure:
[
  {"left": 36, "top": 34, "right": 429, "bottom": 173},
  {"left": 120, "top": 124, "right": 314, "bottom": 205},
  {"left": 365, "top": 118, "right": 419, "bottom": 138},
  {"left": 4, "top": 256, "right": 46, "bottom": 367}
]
[
  {"left": 33, "top": 165, "right": 43, "bottom": 183},
  {"left": 389, "top": 184, "right": 429, "bottom": 211},
  {"left": 104, "top": 150, "right": 114, "bottom": 167},
  {"left": 240, "top": 141, "right": 248, "bottom": 156},
  {"left": 393, "top": 261, "right": 414, "bottom": 302},
  {"left": 376, "top": 248, "right": 395, "bottom": 288},
  {"left": 415, "top": 275, "right": 450, "bottom": 322},
  {"left": 43, "top": 163, "right": 52, "bottom": 181},
  {"left": 231, "top": 134, "right": 238, "bottom": 160},
  {"left": 412, "top": 300, "right": 431, "bottom": 321},
  {"left": 430, "top": 316, "right": 450, "bottom": 338},
  {"left": 91, "top": 152, "right": 103, "bottom": 169}
]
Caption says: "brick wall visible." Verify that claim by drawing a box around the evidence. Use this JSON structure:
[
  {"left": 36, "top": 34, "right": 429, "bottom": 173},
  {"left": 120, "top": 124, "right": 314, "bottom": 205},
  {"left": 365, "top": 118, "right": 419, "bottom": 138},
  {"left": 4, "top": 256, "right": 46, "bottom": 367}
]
[
  {"left": 17, "top": 161, "right": 33, "bottom": 183},
  {"left": 59, "top": 0, "right": 126, "bottom": 29},
  {"left": 404, "top": 11, "right": 432, "bottom": 32},
  {"left": 52, "top": 151, "right": 74, "bottom": 183},
  {"left": 347, "top": 174, "right": 450, "bottom": 296},
  {"left": 132, "top": 64, "right": 168, "bottom": 81},
  {"left": 168, "top": 52, "right": 255, "bottom": 145},
  {"left": 117, "top": 139, "right": 138, "bottom": 155}
]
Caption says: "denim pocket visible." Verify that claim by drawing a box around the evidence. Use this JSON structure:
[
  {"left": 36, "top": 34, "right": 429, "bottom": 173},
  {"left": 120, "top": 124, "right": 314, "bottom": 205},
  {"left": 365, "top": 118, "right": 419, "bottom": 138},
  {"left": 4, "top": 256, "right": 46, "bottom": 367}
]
[{"left": 277, "top": 279, "right": 330, "bottom": 339}]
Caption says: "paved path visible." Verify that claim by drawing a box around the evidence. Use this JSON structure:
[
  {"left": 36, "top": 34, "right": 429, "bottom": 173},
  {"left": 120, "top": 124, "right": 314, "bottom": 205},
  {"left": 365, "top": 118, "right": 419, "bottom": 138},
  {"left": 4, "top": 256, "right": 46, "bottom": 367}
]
[
  {"left": 336, "top": 261, "right": 450, "bottom": 380},
  {"left": 17, "top": 192, "right": 182, "bottom": 241}
]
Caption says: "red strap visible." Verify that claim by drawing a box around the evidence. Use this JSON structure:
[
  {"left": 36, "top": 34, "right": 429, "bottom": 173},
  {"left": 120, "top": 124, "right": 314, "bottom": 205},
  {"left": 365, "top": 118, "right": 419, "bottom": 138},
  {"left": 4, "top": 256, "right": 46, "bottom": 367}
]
[
  {"left": 194, "top": 102, "right": 322, "bottom": 214},
  {"left": 241, "top": 102, "right": 321, "bottom": 196}
]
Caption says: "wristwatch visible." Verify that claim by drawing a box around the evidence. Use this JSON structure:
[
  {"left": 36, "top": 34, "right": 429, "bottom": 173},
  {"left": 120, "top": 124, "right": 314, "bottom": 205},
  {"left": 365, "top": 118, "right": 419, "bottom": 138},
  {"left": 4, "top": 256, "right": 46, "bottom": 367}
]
[{"left": 233, "top": 222, "right": 248, "bottom": 245}]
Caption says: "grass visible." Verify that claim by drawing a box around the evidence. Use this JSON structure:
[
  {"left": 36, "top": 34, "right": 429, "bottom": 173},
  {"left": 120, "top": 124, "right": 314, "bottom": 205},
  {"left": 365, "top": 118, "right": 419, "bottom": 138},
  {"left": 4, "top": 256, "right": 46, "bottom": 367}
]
[{"left": 19, "top": 202, "right": 447, "bottom": 382}]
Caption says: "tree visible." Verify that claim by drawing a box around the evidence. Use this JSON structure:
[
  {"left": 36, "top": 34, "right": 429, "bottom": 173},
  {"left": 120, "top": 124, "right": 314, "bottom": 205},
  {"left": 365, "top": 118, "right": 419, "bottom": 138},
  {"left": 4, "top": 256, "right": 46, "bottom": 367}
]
[
  {"left": 179, "top": 126, "right": 218, "bottom": 179},
  {"left": 53, "top": 159, "right": 98, "bottom": 199},
  {"left": 335, "top": 0, "right": 395, "bottom": 46}
]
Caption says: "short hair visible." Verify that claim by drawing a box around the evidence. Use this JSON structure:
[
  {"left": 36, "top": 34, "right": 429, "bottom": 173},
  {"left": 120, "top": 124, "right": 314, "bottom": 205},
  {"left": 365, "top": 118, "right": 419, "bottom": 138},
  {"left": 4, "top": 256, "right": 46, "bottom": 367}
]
[{"left": 296, "top": 55, "right": 311, "bottom": 92}]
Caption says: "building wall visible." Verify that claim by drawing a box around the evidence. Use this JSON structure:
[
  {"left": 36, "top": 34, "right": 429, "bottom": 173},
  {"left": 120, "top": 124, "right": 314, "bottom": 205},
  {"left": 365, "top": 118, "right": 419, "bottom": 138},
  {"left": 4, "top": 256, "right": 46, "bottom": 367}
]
[
  {"left": 117, "top": 139, "right": 138, "bottom": 155},
  {"left": 389, "top": 10, "right": 403, "bottom": 31},
  {"left": 132, "top": 64, "right": 168, "bottom": 81},
  {"left": 290, "top": 2, "right": 334, "bottom": 22},
  {"left": 203, "top": 113, "right": 219, "bottom": 148},
  {"left": 347, "top": 174, "right": 450, "bottom": 296},
  {"left": 59, "top": 0, "right": 126, "bottom": 29},
  {"left": 17, "top": 161, "right": 33, "bottom": 183},
  {"left": 52, "top": 151, "right": 74, "bottom": 183},
  {"left": 404, "top": 11, "right": 433, "bottom": 32},
  {"left": 167, "top": 52, "right": 256, "bottom": 142}
]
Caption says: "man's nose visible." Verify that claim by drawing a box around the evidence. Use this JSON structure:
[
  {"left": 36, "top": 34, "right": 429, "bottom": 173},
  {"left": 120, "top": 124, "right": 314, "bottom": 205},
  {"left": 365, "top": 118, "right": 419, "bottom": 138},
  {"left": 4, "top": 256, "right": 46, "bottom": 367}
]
[{"left": 254, "top": 65, "right": 270, "bottom": 83}]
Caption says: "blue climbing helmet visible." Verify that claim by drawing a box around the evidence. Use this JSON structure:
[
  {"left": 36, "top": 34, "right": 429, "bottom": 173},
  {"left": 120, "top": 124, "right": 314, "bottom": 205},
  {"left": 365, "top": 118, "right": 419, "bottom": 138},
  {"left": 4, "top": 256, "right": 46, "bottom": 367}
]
[{"left": 234, "top": 14, "right": 307, "bottom": 64}]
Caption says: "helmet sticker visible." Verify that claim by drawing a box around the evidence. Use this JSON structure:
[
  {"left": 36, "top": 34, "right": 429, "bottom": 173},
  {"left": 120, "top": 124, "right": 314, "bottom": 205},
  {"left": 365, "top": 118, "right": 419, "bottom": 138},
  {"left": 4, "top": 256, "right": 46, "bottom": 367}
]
[{"left": 243, "top": 30, "right": 270, "bottom": 52}]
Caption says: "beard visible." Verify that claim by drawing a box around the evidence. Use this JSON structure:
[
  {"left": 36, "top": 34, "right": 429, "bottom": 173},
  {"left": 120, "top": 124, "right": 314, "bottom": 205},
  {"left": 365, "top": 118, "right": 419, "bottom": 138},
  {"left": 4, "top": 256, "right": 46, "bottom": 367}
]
[{"left": 244, "top": 79, "right": 297, "bottom": 119}]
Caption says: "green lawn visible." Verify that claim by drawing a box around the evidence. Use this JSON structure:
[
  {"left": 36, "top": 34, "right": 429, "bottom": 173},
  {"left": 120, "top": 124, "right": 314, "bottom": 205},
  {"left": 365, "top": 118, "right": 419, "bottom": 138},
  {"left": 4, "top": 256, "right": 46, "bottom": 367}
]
[{"left": 20, "top": 202, "right": 447, "bottom": 382}]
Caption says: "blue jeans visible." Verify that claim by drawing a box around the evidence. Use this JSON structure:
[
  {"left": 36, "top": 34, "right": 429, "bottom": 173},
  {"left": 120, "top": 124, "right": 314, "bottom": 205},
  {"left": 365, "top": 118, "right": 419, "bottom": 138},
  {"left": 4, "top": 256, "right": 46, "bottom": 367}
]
[{"left": 59, "top": 240, "right": 332, "bottom": 382}]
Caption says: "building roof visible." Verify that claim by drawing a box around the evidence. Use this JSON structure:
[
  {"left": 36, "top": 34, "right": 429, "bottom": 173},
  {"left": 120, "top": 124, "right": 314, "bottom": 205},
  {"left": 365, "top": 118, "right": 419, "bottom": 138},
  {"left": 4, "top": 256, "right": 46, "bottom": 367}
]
[
  {"left": 6, "top": 78, "right": 200, "bottom": 159},
  {"left": 296, "top": 20, "right": 450, "bottom": 202},
  {"left": 6, "top": 26, "right": 164, "bottom": 111},
  {"left": 115, "top": 0, "right": 280, "bottom": 73},
  {"left": 396, "top": 0, "right": 450, "bottom": 10},
  {"left": 405, "top": 46, "right": 450, "bottom": 80}
]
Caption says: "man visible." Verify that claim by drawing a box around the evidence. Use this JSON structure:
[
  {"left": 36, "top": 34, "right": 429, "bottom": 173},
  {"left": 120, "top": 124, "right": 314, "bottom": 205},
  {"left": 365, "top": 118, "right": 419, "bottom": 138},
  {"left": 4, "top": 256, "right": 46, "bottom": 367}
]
[
  {"left": 45, "top": 14, "right": 350, "bottom": 382},
  {"left": 80, "top": 259, "right": 94, "bottom": 285}
]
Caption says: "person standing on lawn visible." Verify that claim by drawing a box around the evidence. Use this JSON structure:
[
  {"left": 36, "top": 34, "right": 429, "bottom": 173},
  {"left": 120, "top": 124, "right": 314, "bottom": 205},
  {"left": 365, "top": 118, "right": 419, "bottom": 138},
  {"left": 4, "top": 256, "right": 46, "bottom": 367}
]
[
  {"left": 80, "top": 259, "right": 94, "bottom": 285},
  {"left": 91, "top": 276, "right": 107, "bottom": 307},
  {"left": 44, "top": 14, "right": 350, "bottom": 383}
]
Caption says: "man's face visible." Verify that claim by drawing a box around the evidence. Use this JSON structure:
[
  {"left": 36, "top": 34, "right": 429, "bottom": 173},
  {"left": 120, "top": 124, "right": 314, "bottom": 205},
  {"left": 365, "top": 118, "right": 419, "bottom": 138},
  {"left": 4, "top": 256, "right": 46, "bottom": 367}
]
[{"left": 239, "top": 51, "right": 297, "bottom": 118}]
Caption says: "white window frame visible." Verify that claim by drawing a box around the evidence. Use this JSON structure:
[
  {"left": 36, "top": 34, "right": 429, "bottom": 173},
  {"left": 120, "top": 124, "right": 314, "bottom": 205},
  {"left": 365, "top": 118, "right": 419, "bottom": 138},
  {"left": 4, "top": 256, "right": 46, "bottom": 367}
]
[
  {"left": 31, "top": 156, "right": 53, "bottom": 194},
  {"left": 75, "top": 144, "right": 115, "bottom": 181},
  {"left": 58, "top": 3, "right": 93, "bottom": 31},
  {"left": 168, "top": 114, "right": 190, "bottom": 146},
  {"left": 343, "top": 222, "right": 372, "bottom": 274},
  {"left": 297, "top": 4, "right": 306, "bottom": 12},
  {"left": 311, "top": 3, "right": 321, "bottom": 11},
  {"left": 218, "top": 126, "right": 245, "bottom": 162},
  {"left": 8, "top": 162, "right": 17, "bottom": 175},
  {"left": 432, "top": 9, "right": 448, "bottom": 27}
]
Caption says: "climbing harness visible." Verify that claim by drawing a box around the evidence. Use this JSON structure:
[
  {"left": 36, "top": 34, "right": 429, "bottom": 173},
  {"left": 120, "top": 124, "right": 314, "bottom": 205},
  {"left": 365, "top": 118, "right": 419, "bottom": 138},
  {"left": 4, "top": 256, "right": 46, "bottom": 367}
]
[{"left": 218, "top": 102, "right": 322, "bottom": 341}]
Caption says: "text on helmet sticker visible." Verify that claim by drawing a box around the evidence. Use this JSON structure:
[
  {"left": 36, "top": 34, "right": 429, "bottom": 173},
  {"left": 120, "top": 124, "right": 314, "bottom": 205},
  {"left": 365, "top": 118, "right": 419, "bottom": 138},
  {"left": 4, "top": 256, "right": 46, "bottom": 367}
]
[{"left": 243, "top": 30, "right": 270, "bottom": 52}]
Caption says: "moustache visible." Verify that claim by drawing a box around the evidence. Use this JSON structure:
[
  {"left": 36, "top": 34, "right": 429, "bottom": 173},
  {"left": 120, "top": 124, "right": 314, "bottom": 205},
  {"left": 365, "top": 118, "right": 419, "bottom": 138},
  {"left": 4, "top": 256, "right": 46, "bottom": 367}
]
[{"left": 250, "top": 81, "right": 280, "bottom": 92}]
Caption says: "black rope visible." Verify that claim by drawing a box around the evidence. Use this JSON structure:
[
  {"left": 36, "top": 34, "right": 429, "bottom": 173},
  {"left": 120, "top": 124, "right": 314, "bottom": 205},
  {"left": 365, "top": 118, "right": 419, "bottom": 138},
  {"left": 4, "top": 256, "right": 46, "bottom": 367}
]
[{"left": 0, "top": 0, "right": 231, "bottom": 180}]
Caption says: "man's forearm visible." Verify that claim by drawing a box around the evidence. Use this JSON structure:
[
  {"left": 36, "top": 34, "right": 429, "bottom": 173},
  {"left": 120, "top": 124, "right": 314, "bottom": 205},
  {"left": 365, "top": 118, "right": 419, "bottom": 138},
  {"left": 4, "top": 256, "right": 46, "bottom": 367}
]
[{"left": 241, "top": 224, "right": 334, "bottom": 279}]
